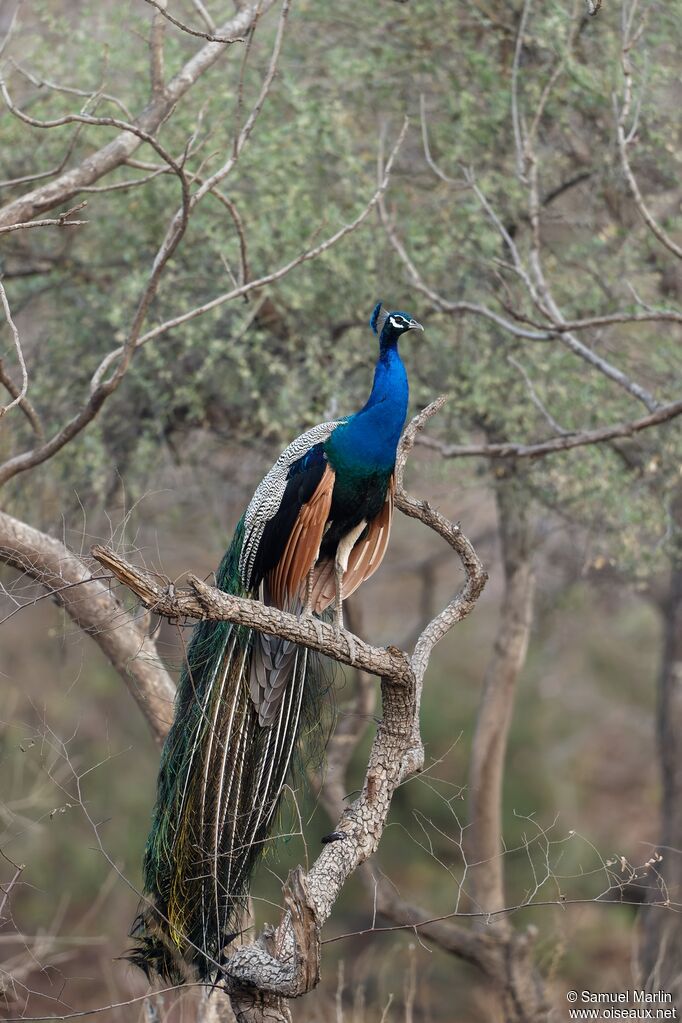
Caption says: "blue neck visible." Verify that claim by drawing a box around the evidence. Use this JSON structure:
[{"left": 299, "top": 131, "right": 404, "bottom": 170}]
[
  {"left": 326, "top": 340, "right": 409, "bottom": 474},
  {"left": 360, "top": 341, "right": 408, "bottom": 415}
]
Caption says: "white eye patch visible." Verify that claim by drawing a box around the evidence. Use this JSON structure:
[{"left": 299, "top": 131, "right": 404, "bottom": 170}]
[{"left": 389, "top": 315, "right": 406, "bottom": 329}]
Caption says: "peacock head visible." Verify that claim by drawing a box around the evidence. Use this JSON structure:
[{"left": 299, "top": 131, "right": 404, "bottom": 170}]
[{"left": 370, "top": 302, "right": 423, "bottom": 347}]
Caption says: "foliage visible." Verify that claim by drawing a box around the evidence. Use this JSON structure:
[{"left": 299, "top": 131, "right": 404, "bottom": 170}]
[{"left": 1, "top": 1, "right": 680, "bottom": 574}]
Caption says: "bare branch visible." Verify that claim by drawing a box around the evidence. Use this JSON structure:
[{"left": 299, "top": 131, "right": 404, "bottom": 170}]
[
  {"left": 190, "top": 0, "right": 215, "bottom": 33},
  {"left": 0, "top": 511, "right": 175, "bottom": 745},
  {"left": 90, "top": 546, "right": 413, "bottom": 682},
  {"left": 0, "top": 77, "right": 189, "bottom": 179},
  {"left": 380, "top": 201, "right": 552, "bottom": 341},
  {"left": 518, "top": 308, "right": 682, "bottom": 332},
  {"left": 0, "top": 127, "right": 194, "bottom": 486},
  {"left": 90, "top": 118, "right": 409, "bottom": 373},
  {"left": 0, "top": 114, "right": 405, "bottom": 495},
  {"left": 395, "top": 398, "right": 488, "bottom": 709},
  {"left": 419, "top": 95, "right": 462, "bottom": 186},
  {"left": 74, "top": 166, "right": 171, "bottom": 194},
  {"left": 0, "top": 853, "right": 24, "bottom": 923},
  {"left": 0, "top": 200, "right": 88, "bottom": 235},
  {"left": 616, "top": 11, "right": 682, "bottom": 262},
  {"left": 371, "top": 877, "right": 507, "bottom": 975},
  {"left": 182, "top": 0, "right": 290, "bottom": 205},
  {"left": 416, "top": 398, "right": 682, "bottom": 460},
  {"left": 0, "top": 0, "right": 21, "bottom": 60},
  {"left": 511, "top": 0, "right": 532, "bottom": 180},
  {"left": 408, "top": 13, "right": 666, "bottom": 420},
  {"left": 467, "top": 165, "right": 661, "bottom": 413},
  {"left": 0, "top": 125, "right": 85, "bottom": 190},
  {"left": 149, "top": 0, "right": 167, "bottom": 97},
  {"left": 0, "top": 359, "right": 43, "bottom": 438},
  {"left": 143, "top": 0, "right": 246, "bottom": 43},
  {"left": 507, "top": 354, "right": 570, "bottom": 436},
  {"left": 8, "top": 58, "right": 134, "bottom": 121},
  {"left": 0, "top": 279, "right": 27, "bottom": 420},
  {"left": 0, "top": 1, "right": 274, "bottom": 230}
]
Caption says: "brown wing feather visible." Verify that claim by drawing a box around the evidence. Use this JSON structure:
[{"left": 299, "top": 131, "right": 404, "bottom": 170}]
[
  {"left": 267, "top": 463, "right": 335, "bottom": 609},
  {"left": 310, "top": 475, "right": 394, "bottom": 614}
]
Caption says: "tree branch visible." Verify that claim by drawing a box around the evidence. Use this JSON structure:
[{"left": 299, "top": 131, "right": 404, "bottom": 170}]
[
  {"left": 143, "top": 0, "right": 246, "bottom": 44},
  {"left": 0, "top": 511, "right": 175, "bottom": 746},
  {"left": 0, "top": 1, "right": 273, "bottom": 230},
  {"left": 0, "top": 200, "right": 88, "bottom": 235},
  {"left": 0, "top": 279, "right": 28, "bottom": 420},
  {"left": 616, "top": 9, "right": 682, "bottom": 263},
  {"left": 415, "top": 398, "right": 682, "bottom": 460},
  {"left": 0, "top": 120, "right": 406, "bottom": 492},
  {"left": 89, "top": 549, "right": 413, "bottom": 682}
]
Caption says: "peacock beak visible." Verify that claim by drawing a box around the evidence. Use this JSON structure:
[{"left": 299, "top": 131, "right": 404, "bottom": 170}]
[{"left": 408, "top": 319, "right": 424, "bottom": 331}]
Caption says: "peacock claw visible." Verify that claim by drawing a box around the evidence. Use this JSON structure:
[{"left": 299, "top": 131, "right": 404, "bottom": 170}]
[
  {"left": 307, "top": 615, "right": 326, "bottom": 646},
  {"left": 344, "top": 629, "right": 356, "bottom": 665},
  {"left": 321, "top": 831, "right": 347, "bottom": 844}
]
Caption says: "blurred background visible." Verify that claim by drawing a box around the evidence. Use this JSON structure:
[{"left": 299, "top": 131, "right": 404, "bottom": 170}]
[{"left": 0, "top": 0, "right": 680, "bottom": 1020}]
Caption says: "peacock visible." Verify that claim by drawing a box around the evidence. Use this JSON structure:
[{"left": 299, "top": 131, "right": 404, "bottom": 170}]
[{"left": 131, "top": 302, "right": 424, "bottom": 983}]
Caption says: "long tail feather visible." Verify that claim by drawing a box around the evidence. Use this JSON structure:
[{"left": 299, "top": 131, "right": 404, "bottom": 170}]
[{"left": 129, "top": 525, "right": 328, "bottom": 982}]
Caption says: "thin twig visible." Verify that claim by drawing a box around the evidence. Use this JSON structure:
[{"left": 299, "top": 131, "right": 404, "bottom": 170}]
[
  {"left": 0, "top": 359, "right": 43, "bottom": 438},
  {"left": 0, "top": 857, "right": 25, "bottom": 921},
  {"left": 616, "top": 9, "right": 682, "bottom": 261},
  {"left": 507, "top": 354, "right": 570, "bottom": 436},
  {"left": 0, "top": 1, "right": 274, "bottom": 231},
  {"left": 87, "top": 119, "right": 409, "bottom": 392},
  {"left": 0, "top": 201, "right": 88, "bottom": 235},
  {"left": 8, "top": 58, "right": 134, "bottom": 120},
  {"left": 143, "top": 0, "right": 246, "bottom": 43},
  {"left": 0, "top": 279, "right": 28, "bottom": 419}
]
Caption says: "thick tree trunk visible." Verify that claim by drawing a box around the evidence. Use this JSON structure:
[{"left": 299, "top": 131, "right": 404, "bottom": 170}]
[
  {"left": 466, "top": 469, "right": 535, "bottom": 917},
  {"left": 464, "top": 466, "right": 548, "bottom": 1023}
]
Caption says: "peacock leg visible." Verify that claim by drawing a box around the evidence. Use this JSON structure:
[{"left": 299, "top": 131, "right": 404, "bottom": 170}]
[
  {"left": 302, "top": 566, "right": 315, "bottom": 617},
  {"left": 333, "top": 559, "right": 344, "bottom": 634},
  {"left": 302, "top": 567, "right": 326, "bottom": 644},
  {"left": 333, "top": 520, "right": 367, "bottom": 635}
]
